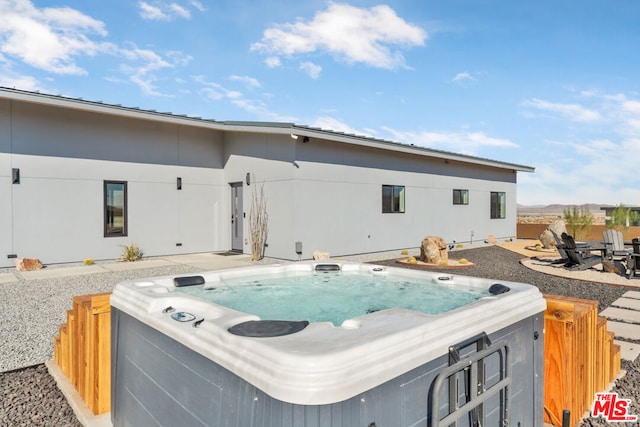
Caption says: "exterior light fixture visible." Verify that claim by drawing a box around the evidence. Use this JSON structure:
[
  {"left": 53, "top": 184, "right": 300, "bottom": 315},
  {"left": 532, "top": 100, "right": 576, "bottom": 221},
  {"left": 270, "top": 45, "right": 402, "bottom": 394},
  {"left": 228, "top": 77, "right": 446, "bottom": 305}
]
[
  {"left": 302, "top": 136, "right": 310, "bottom": 143},
  {"left": 246, "top": 173, "right": 251, "bottom": 186},
  {"left": 290, "top": 134, "right": 299, "bottom": 140},
  {"left": 177, "top": 177, "right": 182, "bottom": 190}
]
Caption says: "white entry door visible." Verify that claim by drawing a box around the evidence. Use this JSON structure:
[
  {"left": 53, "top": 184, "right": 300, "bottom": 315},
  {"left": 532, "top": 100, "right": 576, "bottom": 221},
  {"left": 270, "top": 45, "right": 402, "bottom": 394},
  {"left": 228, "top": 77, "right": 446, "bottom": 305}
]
[{"left": 230, "top": 182, "right": 243, "bottom": 252}]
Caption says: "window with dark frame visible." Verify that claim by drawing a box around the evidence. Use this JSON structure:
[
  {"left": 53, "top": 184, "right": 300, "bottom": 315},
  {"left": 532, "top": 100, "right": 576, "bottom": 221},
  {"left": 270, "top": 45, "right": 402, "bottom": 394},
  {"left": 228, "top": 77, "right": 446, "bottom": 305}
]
[
  {"left": 382, "top": 185, "right": 405, "bottom": 213},
  {"left": 490, "top": 191, "right": 506, "bottom": 219},
  {"left": 104, "top": 181, "right": 128, "bottom": 237},
  {"left": 453, "top": 189, "right": 469, "bottom": 205}
]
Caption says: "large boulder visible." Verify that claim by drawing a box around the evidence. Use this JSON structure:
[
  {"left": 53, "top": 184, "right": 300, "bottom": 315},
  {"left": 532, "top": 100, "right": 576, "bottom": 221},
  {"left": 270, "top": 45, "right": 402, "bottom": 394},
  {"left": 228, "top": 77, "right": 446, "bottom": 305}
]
[
  {"left": 539, "top": 219, "right": 567, "bottom": 249},
  {"left": 14, "top": 258, "right": 43, "bottom": 271},
  {"left": 420, "top": 236, "right": 448, "bottom": 264}
]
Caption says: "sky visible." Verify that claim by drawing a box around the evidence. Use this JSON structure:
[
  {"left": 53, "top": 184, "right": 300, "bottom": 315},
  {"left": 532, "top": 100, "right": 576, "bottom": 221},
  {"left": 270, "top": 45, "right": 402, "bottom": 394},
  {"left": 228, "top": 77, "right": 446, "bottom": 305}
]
[{"left": 1, "top": 0, "right": 640, "bottom": 206}]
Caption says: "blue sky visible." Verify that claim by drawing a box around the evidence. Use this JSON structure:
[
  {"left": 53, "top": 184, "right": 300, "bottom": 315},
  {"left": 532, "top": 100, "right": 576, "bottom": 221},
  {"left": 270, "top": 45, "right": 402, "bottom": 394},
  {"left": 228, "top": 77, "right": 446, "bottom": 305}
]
[{"left": 2, "top": 0, "right": 640, "bottom": 206}]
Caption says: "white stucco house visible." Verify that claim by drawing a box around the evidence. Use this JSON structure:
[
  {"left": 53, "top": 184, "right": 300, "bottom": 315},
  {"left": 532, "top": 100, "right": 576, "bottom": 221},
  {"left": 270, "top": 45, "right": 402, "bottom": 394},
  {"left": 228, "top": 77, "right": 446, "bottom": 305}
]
[{"left": 0, "top": 87, "right": 533, "bottom": 267}]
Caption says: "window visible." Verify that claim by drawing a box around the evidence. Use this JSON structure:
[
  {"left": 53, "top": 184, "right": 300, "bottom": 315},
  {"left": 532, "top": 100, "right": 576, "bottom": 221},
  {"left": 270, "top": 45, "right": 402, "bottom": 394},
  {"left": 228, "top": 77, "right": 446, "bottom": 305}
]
[
  {"left": 490, "top": 192, "right": 506, "bottom": 219},
  {"left": 382, "top": 185, "right": 405, "bottom": 213},
  {"left": 104, "top": 181, "right": 128, "bottom": 237},
  {"left": 453, "top": 189, "right": 469, "bottom": 205}
]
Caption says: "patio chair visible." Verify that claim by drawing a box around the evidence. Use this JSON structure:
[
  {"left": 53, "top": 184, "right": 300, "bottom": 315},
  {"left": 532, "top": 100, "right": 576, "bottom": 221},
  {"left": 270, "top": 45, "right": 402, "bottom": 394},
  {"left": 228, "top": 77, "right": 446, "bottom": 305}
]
[
  {"left": 627, "top": 238, "right": 640, "bottom": 279},
  {"left": 561, "top": 233, "right": 602, "bottom": 271},
  {"left": 552, "top": 229, "right": 591, "bottom": 263},
  {"left": 550, "top": 229, "right": 569, "bottom": 262},
  {"left": 602, "top": 229, "right": 630, "bottom": 261}
]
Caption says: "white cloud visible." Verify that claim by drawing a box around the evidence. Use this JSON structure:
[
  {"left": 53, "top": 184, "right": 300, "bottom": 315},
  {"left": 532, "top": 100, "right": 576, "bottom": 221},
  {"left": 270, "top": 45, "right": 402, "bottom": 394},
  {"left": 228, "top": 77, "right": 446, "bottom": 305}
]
[
  {"left": 0, "top": 0, "right": 108, "bottom": 75},
  {"left": 452, "top": 72, "right": 476, "bottom": 83},
  {"left": 522, "top": 98, "right": 601, "bottom": 122},
  {"left": 139, "top": 2, "right": 168, "bottom": 20},
  {"left": 190, "top": 1, "right": 206, "bottom": 12},
  {"left": 311, "top": 116, "right": 367, "bottom": 136},
  {"left": 251, "top": 3, "right": 427, "bottom": 70},
  {"left": 381, "top": 127, "right": 518, "bottom": 155},
  {"left": 169, "top": 3, "right": 190, "bottom": 19},
  {"left": 138, "top": 1, "right": 201, "bottom": 21},
  {"left": 118, "top": 45, "right": 192, "bottom": 95},
  {"left": 517, "top": 90, "right": 640, "bottom": 204},
  {"left": 0, "top": 65, "right": 40, "bottom": 91},
  {"left": 299, "top": 61, "right": 322, "bottom": 79},
  {"left": 265, "top": 56, "right": 281, "bottom": 68},
  {"left": 623, "top": 100, "right": 640, "bottom": 115},
  {"left": 195, "top": 75, "right": 296, "bottom": 122},
  {"left": 229, "top": 75, "right": 261, "bottom": 89}
]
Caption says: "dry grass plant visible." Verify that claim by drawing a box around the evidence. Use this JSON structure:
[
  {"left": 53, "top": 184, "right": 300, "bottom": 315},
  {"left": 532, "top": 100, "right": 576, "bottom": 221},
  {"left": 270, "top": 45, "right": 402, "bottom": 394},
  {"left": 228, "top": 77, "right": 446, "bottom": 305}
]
[
  {"left": 120, "top": 243, "right": 143, "bottom": 262},
  {"left": 249, "top": 177, "right": 268, "bottom": 261}
]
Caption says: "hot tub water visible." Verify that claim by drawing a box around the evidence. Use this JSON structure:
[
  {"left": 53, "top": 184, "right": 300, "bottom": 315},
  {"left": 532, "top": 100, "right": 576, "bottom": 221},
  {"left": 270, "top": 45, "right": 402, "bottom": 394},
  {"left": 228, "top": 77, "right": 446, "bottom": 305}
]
[{"left": 176, "top": 270, "right": 488, "bottom": 325}]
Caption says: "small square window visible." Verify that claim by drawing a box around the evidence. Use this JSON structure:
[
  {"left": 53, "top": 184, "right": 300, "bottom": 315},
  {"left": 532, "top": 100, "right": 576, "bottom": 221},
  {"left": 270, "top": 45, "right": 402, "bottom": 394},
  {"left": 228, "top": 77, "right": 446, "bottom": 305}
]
[
  {"left": 453, "top": 189, "right": 469, "bottom": 205},
  {"left": 382, "top": 185, "right": 405, "bottom": 213},
  {"left": 490, "top": 192, "right": 506, "bottom": 219}
]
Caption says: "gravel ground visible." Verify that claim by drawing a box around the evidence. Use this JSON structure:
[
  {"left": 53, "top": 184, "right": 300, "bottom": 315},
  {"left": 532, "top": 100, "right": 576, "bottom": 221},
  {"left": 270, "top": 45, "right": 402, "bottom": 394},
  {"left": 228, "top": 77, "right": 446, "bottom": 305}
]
[{"left": 1, "top": 246, "right": 638, "bottom": 426}]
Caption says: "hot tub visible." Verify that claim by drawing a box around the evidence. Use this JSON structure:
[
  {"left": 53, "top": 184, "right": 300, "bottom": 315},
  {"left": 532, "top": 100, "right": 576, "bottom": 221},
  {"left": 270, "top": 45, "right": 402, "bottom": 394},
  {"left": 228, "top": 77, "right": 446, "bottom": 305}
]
[{"left": 111, "top": 261, "right": 546, "bottom": 427}]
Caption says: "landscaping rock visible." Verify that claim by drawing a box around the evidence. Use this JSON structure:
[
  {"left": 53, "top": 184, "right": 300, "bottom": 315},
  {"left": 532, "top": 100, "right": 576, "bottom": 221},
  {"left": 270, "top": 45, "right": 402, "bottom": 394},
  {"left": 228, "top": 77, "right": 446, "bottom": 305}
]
[
  {"left": 14, "top": 258, "right": 43, "bottom": 271},
  {"left": 420, "top": 236, "right": 448, "bottom": 264}
]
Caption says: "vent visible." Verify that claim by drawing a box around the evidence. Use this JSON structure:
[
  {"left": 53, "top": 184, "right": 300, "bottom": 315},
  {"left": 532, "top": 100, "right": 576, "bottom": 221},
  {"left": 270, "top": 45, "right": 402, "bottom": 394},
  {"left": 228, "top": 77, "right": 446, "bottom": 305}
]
[{"left": 315, "top": 264, "right": 341, "bottom": 272}]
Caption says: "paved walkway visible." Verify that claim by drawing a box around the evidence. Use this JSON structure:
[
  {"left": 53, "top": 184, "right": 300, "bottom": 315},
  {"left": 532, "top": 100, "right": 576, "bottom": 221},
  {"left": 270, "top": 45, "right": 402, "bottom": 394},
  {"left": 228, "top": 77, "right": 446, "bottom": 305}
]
[
  {"left": 0, "top": 252, "right": 257, "bottom": 283},
  {"left": 601, "top": 290, "right": 640, "bottom": 361}
]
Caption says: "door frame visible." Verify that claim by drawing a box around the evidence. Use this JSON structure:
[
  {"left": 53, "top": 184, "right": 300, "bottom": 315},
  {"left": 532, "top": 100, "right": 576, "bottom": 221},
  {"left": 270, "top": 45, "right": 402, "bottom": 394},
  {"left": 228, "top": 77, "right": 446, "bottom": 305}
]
[{"left": 230, "top": 182, "right": 244, "bottom": 252}]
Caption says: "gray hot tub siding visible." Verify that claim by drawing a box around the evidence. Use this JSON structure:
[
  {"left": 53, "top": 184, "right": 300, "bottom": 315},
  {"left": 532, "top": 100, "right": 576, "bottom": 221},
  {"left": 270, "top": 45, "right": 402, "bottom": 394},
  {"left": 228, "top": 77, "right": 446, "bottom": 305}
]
[{"left": 111, "top": 308, "right": 544, "bottom": 427}]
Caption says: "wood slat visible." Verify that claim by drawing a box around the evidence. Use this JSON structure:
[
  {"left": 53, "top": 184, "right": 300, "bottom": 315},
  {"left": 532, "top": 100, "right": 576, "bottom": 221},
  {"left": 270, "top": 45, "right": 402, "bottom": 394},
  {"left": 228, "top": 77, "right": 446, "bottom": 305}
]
[
  {"left": 55, "top": 292, "right": 112, "bottom": 415},
  {"left": 543, "top": 295, "right": 621, "bottom": 427}
]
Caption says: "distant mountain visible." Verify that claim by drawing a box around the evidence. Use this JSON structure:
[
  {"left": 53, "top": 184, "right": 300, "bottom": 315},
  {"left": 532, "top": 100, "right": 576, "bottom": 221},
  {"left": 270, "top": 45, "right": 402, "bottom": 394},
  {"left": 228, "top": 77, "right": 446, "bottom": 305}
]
[{"left": 517, "top": 204, "right": 614, "bottom": 215}]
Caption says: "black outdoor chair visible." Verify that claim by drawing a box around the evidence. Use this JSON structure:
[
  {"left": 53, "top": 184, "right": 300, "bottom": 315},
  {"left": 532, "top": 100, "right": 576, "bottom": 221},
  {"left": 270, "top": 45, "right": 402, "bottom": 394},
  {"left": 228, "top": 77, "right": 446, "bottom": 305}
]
[
  {"left": 561, "top": 233, "right": 602, "bottom": 271},
  {"left": 627, "top": 238, "right": 640, "bottom": 279}
]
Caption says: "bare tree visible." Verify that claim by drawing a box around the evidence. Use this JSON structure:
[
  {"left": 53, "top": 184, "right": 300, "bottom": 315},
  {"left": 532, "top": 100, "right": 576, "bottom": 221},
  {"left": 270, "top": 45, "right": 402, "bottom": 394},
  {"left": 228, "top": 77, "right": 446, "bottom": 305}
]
[{"left": 249, "top": 177, "right": 268, "bottom": 261}]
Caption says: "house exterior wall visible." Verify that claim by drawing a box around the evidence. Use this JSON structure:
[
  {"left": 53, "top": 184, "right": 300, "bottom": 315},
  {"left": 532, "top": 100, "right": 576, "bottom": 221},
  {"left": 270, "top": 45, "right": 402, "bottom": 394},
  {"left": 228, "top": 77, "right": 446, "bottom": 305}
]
[
  {"left": 0, "top": 99, "right": 227, "bottom": 267},
  {"left": 222, "top": 132, "right": 297, "bottom": 259},
  {"left": 219, "top": 133, "right": 518, "bottom": 261},
  {"left": 0, "top": 91, "right": 525, "bottom": 266},
  {"left": 289, "top": 138, "right": 517, "bottom": 259}
]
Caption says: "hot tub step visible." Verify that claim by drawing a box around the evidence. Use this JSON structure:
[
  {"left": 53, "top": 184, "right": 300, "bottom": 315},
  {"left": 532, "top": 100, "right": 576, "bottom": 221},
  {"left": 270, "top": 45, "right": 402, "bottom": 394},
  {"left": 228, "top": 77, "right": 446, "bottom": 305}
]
[{"left": 53, "top": 292, "right": 112, "bottom": 415}]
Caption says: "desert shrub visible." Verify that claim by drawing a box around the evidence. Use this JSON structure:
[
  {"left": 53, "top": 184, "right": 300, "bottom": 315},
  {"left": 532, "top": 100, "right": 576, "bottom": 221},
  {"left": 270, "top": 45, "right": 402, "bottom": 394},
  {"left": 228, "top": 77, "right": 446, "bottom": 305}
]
[
  {"left": 84, "top": 258, "right": 95, "bottom": 265},
  {"left": 120, "top": 243, "right": 142, "bottom": 262},
  {"left": 563, "top": 205, "right": 593, "bottom": 240},
  {"left": 459, "top": 258, "right": 469, "bottom": 264},
  {"left": 401, "top": 249, "right": 409, "bottom": 255}
]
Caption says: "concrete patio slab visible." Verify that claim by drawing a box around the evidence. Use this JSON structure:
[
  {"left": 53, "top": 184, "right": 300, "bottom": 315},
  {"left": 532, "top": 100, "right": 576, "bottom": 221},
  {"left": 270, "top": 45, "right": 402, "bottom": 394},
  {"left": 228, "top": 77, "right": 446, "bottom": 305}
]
[
  {"left": 161, "top": 253, "right": 254, "bottom": 271},
  {"left": 622, "top": 290, "right": 640, "bottom": 300},
  {"left": 18, "top": 265, "right": 108, "bottom": 280},
  {"left": 102, "top": 259, "right": 175, "bottom": 272},
  {"left": 615, "top": 340, "right": 640, "bottom": 362},
  {"left": 605, "top": 321, "right": 640, "bottom": 341},
  {"left": 611, "top": 297, "right": 640, "bottom": 311},
  {"left": 601, "top": 307, "right": 640, "bottom": 324},
  {"left": 0, "top": 272, "right": 18, "bottom": 283}
]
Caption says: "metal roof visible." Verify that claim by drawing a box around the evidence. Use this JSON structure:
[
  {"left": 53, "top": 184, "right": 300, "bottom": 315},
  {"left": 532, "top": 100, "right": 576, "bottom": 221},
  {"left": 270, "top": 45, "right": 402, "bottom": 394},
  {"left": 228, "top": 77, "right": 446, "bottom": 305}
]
[{"left": 0, "top": 86, "right": 534, "bottom": 173}]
